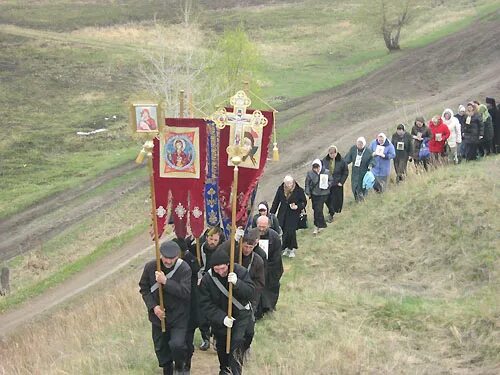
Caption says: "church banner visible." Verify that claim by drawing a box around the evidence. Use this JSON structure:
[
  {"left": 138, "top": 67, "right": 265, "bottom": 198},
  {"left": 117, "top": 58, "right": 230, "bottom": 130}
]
[{"left": 152, "top": 118, "right": 207, "bottom": 239}]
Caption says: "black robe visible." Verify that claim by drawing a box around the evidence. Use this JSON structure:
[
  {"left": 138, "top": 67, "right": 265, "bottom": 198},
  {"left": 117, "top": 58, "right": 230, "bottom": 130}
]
[
  {"left": 270, "top": 183, "right": 307, "bottom": 232},
  {"left": 258, "top": 228, "right": 283, "bottom": 312}
]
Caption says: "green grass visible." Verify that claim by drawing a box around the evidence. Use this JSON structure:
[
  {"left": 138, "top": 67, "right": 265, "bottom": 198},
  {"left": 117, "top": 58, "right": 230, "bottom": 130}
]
[
  {"left": 2, "top": 155, "right": 498, "bottom": 373},
  {"left": 0, "top": 220, "right": 148, "bottom": 313}
]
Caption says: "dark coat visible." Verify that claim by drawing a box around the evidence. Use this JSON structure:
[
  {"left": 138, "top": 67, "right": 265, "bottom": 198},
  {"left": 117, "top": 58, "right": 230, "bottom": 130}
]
[
  {"left": 411, "top": 123, "right": 432, "bottom": 159},
  {"left": 305, "top": 167, "right": 333, "bottom": 197},
  {"left": 139, "top": 258, "right": 191, "bottom": 328},
  {"left": 270, "top": 183, "right": 307, "bottom": 232},
  {"left": 391, "top": 131, "right": 414, "bottom": 160},
  {"left": 462, "top": 114, "right": 484, "bottom": 144},
  {"left": 198, "top": 264, "right": 254, "bottom": 336},
  {"left": 182, "top": 250, "right": 201, "bottom": 328},
  {"left": 344, "top": 145, "right": 375, "bottom": 194},
  {"left": 251, "top": 212, "right": 282, "bottom": 236},
  {"left": 322, "top": 153, "right": 349, "bottom": 186},
  {"left": 482, "top": 116, "right": 494, "bottom": 141},
  {"left": 259, "top": 228, "right": 283, "bottom": 310}
]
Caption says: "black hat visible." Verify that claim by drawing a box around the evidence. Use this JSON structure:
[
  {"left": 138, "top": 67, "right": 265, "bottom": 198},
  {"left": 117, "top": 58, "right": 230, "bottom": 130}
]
[
  {"left": 160, "top": 240, "right": 180, "bottom": 258},
  {"left": 210, "top": 248, "right": 230, "bottom": 266}
]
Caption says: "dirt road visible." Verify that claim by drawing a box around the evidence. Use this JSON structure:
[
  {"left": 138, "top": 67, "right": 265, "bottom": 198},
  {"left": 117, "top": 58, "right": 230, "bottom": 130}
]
[{"left": 0, "top": 15, "right": 499, "bottom": 341}]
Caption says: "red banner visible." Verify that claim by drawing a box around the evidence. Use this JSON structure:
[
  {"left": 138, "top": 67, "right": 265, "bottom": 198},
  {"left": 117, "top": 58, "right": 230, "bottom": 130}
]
[
  {"left": 218, "top": 109, "right": 274, "bottom": 227},
  {"left": 152, "top": 118, "right": 207, "bottom": 239}
]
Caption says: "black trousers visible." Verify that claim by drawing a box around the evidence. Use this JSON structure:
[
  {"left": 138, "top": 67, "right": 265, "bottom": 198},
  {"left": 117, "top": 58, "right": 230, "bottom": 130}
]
[
  {"left": 214, "top": 314, "right": 250, "bottom": 375},
  {"left": 465, "top": 142, "right": 478, "bottom": 161},
  {"left": 152, "top": 324, "right": 187, "bottom": 371},
  {"left": 394, "top": 157, "right": 409, "bottom": 181},
  {"left": 327, "top": 185, "right": 344, "bottom": 215},
  {"left": 311, "top": 195, "right": 328, "bottom": 228},
  {"left": 281, "top": 228, "right": 298, "bottom": 250}
]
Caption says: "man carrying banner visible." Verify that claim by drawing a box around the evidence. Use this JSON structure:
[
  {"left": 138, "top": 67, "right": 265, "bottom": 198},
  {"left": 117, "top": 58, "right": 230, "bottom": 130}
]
[
  {"left": 255, "top": 215, "right": 283, "bottom": 318},
  {"left": 199, "top": 248, "right": 255, "bottom": 375},
  {"left": 139, "top": 240, "right": 192, "bottom": 375}
]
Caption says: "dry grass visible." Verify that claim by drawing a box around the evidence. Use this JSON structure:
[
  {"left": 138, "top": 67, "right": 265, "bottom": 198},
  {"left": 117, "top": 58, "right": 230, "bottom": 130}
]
[{"left": 1, "top": 157, "right": 498, "bottom": 374}]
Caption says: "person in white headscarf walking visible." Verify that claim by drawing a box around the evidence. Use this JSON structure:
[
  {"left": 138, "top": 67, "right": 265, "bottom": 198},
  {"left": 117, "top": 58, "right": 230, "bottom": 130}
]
[
  {"left": 344, "top": 137, "right": 375, "bottom": 202},
  {"left": 305, "top": 159, "right": 333, "bottom": 235},
  {"left": 369, "top": 132, "right": 396, "bottom": 192},
  {"left": 442, "top": 108, "right": 462, "bottom": 164}
]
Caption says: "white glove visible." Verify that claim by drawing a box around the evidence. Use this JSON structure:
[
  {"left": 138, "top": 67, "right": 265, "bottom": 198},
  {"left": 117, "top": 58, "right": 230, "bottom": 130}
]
[
  {"left": 228, "top": 272, "right": 238, "bottom": 285},
  {"left": 223, "top": 316, "right": 235, "bottom": 328},
  {"left": 235, "top": 227, "right": 245, "bottom": 241}
]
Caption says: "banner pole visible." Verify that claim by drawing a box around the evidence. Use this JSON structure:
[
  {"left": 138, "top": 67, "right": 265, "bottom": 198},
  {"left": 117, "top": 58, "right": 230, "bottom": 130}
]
[
  {"left": 195, "top": 237, "right": 202, "bottom": 266},
  {"left": 226, "top": 164, "right": 239, "bottom": 354},
  {"left": 144, "top": 143, "right": 166, "bottom": 333}
]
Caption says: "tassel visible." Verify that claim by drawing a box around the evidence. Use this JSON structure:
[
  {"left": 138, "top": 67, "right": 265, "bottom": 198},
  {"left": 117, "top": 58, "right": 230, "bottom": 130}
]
[{"left": 273, "top": 142, "right": 280, "bottom": 161}]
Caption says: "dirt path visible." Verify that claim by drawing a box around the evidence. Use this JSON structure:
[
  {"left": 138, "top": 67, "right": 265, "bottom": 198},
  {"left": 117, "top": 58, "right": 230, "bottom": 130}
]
[
  {"left": 0, "top": 14, "right": 499, "bottom": 344},
  {"left": 0, "top": 162, "right": 145, "bottom": 261}
]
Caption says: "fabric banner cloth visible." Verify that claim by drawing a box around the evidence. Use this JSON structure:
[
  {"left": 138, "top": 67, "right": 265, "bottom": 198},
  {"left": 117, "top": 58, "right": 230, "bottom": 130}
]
[
  {"left": 218, "top": 109, "right": 274, "bottom": 232},
  {"left": 152, "top": 118, "right": 207, "bottom": 239}
]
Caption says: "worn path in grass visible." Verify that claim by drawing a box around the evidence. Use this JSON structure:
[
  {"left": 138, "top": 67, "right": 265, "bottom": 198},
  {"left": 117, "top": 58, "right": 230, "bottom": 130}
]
[{"left": 0, "top": 14, "right": 499, "bottom": 339}]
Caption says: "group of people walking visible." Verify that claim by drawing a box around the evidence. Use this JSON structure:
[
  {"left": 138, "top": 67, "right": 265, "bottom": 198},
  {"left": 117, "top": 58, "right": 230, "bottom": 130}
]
[{"left": 138, "top": 97, "right": 499, "bottom": 375}]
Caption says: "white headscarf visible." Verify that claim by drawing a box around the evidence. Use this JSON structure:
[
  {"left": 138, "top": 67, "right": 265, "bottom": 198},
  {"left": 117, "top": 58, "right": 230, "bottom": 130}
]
[
  {"left": 283, "top": 175, "right": 294, "bottom": 184},
  {"left": 442, "top": 108, "right": 454, "bottom": 125},
  {"left": 377, "top": 132, "right": 387, "bottom": 144},
  {"left": 458, "top": 104, "right": 466, "bottom": 113},
  {"left": 356, "top": 137, "right": 366, "bottom": 148},
  {"left": 312, "top": 158, "right": 322, "bottom": 171}
]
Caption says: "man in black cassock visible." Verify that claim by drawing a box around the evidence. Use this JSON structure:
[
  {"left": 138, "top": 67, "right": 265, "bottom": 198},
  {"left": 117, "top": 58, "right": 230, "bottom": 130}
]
[
  {"left": 255, "top": 215, "right": 283, "bottom": 318},
  {"left": 139, "top": 240, "right": 192, "bottom": 375},
  {"left": 198, "top": 248, "right": 255, "bottom": 375}
]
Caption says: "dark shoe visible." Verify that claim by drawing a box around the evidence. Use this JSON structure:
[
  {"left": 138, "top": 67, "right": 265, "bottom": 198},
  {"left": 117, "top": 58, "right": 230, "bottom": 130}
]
[
  {"left": 326, "top": 214, "right": 334, "bottom": 223},
  {"left": 199, "top": 339, "right": 210, "bottom": 351}
]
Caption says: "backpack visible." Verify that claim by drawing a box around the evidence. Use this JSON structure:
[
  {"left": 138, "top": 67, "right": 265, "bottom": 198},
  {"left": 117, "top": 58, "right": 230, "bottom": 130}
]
[{"left": 419, "top": 138, "right": 430, "bottom": 159}]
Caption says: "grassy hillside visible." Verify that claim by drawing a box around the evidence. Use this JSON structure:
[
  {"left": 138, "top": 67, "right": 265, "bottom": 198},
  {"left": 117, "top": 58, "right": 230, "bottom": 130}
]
[
  {"left": 1, "top": 156, "right": 498, "bottom": 374},
  {"left": 1, "top": 0, "right": 499, "bottom": 218}
]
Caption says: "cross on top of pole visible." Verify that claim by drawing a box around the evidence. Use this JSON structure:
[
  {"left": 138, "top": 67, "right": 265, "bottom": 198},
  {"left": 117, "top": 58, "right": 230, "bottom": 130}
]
[{"left": 211, "top": 90, "right": 268, "bottom": 165}]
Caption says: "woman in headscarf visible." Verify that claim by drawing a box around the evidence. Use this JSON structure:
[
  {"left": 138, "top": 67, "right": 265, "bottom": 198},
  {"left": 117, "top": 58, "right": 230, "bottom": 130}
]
[
  {"left": 442, "top": 108, "right": 462, "bottom": 164},
  {"left": 322, "top": 145, "right": 349, "bottom": 222},
  {"left": 305, "top": 159, "right": 332, "bottom": 235},
  {"left": 428, "top": 115, "right": 450, "bottom": 166},
  {"left": 478, "top": 104, "right": 494, "bottom": 156},
  {"left": 369, "top": 132, "right": 396, "bottom": 192},
  {"left": 485, "top": 97, "right": 499, "bottom": 153},
  {"left": 455, "top": 105, "right": 467, "bottom": 161},
  {"left": 270, "top": 176, "right": 307, "bottom": 258},
  {"left": 391, "top": 124, "right": 413, "bottom": 182},
  {"left": 251, "top": 201, "right": 282, "bottom": 236},
  {"left": 462, "top": 102, "right": 484, "bottom": 161},
  {"left": 344, "top": 137, "right": 375, "bottom": 202},
  {"left": 411, "top": 116, "right": 432, "bottom": 172}
]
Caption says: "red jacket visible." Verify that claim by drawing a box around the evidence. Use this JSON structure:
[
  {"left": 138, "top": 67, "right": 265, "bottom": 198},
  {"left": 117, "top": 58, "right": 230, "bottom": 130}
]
[{"left": 428, "top": 118, "right": 450, "bottom": 153}]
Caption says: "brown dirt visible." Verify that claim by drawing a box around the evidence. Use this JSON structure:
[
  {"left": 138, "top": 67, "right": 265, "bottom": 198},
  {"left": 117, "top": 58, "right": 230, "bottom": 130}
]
[{"left": 0, "top": 14, "right": 499, "bottom": 367}]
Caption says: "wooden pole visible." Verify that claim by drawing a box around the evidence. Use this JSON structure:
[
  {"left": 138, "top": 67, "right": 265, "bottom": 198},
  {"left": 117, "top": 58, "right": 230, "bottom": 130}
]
[
  {"left": 147, "top": 150, "right": 166, "bottom": 332},
  {"left": 195, "top": 237, "right": 202, "bottom": 266},
  {"left": 179, "top": 90, "right": 185, "bottom": 118},
  {"left": 226, "top": 164, "right": 239, "bottom": 354},
  {"left": 188, "top": 92, "right": 194, "bottom": 118},
  {"left": 238, "top": 237, "right": 243, "bottom": 265}
]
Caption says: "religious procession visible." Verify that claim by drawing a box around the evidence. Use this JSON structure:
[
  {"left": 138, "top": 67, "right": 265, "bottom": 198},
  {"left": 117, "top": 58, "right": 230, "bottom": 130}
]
[{"left": 134, "top": 90, "right": 500, "bottom": 375}]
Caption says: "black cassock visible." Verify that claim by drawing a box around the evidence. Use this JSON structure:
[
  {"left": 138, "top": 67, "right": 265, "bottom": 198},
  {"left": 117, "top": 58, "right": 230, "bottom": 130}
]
[{"left": 258, "top": 228, "right": 283, "bottom": 313}]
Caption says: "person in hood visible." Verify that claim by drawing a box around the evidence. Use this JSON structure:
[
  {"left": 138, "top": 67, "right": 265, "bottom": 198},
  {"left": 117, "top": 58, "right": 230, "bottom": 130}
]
[
  {"left": 251, "top": 201, "right": 282, "bottom": 237},
  {"left": 344, "top": 137, "right": 375, "bottom": 202},
  {"left": 428, "top": 115, "right": 450, "bottom": 165},
  {"left": 478, "top": 104, "right": 494, "bottom": 156},
  {"left": 391, "top": 124, "right": 414, "bottom": 182},
  {"left": 462, "top": 102, "right": 484, "bottom": 161},
  {"left": 139, "top": 241, "right": 192, "bottom": 375},
  {"left": 411, "top": 116, "right": 432, "bottom": 172},
  {"left": 442, "top": 108, "right": 462, "bottom": 164},
  {"left": 305, "top": 159, "right": 333, "bottom": 234},
  {"left": 322, "top": 145, "right": 349, "bottom": 222},
  {"left": 369, "top": 133, "right": 396, "bottom": 192},
  {"left": 198, "top": 248, "right": 254, "bottom": 375},
  {"left": 485, "top": 97, "right": 499, "bottom": 153},
  {"left": 270, "top": 175, "right": 307, "bottom": 258}
]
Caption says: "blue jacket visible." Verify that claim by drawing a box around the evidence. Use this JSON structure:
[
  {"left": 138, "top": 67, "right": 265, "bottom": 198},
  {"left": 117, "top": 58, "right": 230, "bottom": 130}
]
[{"left": 369, "top": 139, "right": 396, "bottom": 177}]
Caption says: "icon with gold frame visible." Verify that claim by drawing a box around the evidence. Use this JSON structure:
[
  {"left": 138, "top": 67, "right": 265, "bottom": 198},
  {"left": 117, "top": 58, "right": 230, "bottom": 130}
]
[{"left": 130, "top": 102, "right": 163, "bottom": 134}]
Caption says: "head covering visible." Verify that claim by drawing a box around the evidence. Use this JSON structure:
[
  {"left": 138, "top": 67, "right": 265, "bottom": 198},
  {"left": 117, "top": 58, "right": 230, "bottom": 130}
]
[
  {"left": 328, "top": 145, "right": 338, "bottom": 153},
  {"left": 258, "top": 203, "right": 267, "bottom": 211},
  {"left": 283, "top": 175, "right": 294, "bottom": 184},
  {"left": 441, "top": 108, "right": 454, "bottom": 125},
  {"left": 377, "top": 133, "right": 387, "bottom": 144},
  {"left": 478, "top": 104, "right": 491, "bottom": 122},
  {"left": 458, "top": 104, "right": 466, "bottom": 113},
  {"left": 415, "top": 116, "right": 425, "bottom": 124},
  {"left": 356, "top": 137, "right": 366, "bottom": 148},
  {"left": 160, "top": 240, "right": 181, "bottom": 258},
  {"left": 210, "top": 248, "right": 230, "bottom": 266},
  {"left": 312, "top": 158, "right": 322, "bottom": 170},
  {"left": 396, "top": 124, "right": 405, "bottom": 131}
]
